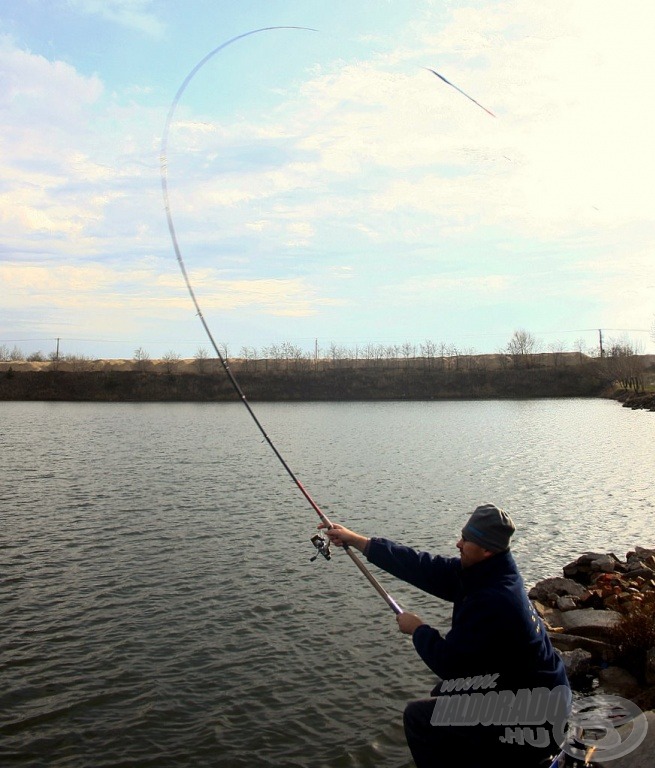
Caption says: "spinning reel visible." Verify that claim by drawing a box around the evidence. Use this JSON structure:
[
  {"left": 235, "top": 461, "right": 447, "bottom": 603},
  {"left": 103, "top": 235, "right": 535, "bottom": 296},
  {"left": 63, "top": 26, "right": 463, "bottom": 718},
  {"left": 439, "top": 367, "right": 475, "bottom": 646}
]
[{"left": 309, "top": 533, "right": 331, "bottom": 562}]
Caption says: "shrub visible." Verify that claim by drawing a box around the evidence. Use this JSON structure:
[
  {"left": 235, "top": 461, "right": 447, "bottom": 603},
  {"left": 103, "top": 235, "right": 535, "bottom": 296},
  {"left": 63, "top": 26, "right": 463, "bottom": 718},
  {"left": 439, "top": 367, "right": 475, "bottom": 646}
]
[{"left": 609, "top": 598, "right": 655, "bottom": 681}]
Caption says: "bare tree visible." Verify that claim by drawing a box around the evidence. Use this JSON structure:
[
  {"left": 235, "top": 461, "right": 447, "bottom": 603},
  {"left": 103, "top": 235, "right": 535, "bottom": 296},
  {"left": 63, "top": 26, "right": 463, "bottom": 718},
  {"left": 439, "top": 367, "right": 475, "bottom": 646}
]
[
  {"left": 420, "top": 339, "right": 437, "bottom": 370},
  {"left": 263, "top": 343, "right": 279, "bottom": 359},
  {"left": 362, "top": 343, "right": 377, "bottom": 363},
  {"left": 505, "top": 329, "right": 539, "bottom": 368},
  {"left": 547, "top": 340, "right": 566, "bottom": 368},
  {"left": 438, "top": 342, "right": 449, "bottom": 371},
  {"left": 162, "top": 350, "right": 181, "bottom": 374},
  {"left": 401, "top": 341, "right": 416, "bottom": 368},
  {"left": 328, "top": 342, "right": 348, "bottom": 367},
  {"left": 133, "top": 347, "right": 151, "bottom": 372},
  {"left": 573, "top": 338, "right": 587, "bottom": 363},
  {"left": 604, "top": 337, "right": 645, "bottom": 391},
  {"left": 64, "top": 353, "right": 93, "bottom": 372},
  {"left": 278, "top": 341, "right": 306, "bottom": 371},
  {"left": 382, "top": 344, "right": 400, "bottom": 368},
  {"left": 461, "top": 347, "right": 477, "bottom": 370},
  {"left": 194, "top": 346, "right": 210, "bottom": 373},
  {"left": 447, "top": 344, "right": 461, "bottom": 370},
  {"left": 239, "top": 345, "right": 258, "bottom": 371}
]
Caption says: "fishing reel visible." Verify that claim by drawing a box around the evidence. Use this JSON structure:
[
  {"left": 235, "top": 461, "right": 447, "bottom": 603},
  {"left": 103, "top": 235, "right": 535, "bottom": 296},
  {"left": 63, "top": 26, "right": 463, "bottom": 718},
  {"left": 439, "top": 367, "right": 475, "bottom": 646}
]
[{"left": 309, "top": 533, "right": 331, "bottom": 562}]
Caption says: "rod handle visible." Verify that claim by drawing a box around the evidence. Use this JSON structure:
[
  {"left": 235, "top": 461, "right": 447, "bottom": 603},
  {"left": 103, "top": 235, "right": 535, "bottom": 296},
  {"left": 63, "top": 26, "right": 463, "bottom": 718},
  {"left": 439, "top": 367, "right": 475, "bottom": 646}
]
[{"left": 343, "top": 545, "right": 403, "bottom": 615}]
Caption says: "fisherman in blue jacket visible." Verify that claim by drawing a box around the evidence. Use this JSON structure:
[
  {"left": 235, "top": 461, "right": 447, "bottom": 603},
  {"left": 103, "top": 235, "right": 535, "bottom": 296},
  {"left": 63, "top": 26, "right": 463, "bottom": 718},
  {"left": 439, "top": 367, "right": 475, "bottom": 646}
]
[{"left": 322, "top": 504, "right": 571, "bottom": 768}]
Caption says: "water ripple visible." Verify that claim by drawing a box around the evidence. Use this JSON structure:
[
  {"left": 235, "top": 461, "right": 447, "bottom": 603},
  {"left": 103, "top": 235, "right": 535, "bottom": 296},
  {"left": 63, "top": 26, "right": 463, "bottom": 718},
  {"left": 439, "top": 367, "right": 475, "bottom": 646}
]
[{"left": 1, "top": 400, "right": 653, "bottom": 766}]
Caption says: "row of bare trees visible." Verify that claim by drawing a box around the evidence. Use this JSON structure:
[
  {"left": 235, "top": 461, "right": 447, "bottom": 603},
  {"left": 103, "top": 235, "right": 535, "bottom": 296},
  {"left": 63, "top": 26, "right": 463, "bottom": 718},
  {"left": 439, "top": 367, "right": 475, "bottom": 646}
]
[
  {"left": 3, "top": 325, "right": 653, "bottom": 392},
  {"left": 602, "top": 340, "right": 647, "bottom": 392}
]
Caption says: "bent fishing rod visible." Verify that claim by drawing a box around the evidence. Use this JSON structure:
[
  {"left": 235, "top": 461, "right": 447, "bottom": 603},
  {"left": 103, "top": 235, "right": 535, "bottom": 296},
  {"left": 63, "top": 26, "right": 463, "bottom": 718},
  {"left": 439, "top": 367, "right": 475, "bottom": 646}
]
[{"left": 159, "top": 26, "right": 402, "bottom": 617}]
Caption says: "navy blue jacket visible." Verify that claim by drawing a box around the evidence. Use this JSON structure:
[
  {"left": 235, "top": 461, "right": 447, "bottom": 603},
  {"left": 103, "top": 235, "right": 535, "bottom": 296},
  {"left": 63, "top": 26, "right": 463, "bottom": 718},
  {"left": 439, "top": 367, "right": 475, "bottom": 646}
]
[{"left": 366, "top": 538, "right": 570, "bottom": 695}]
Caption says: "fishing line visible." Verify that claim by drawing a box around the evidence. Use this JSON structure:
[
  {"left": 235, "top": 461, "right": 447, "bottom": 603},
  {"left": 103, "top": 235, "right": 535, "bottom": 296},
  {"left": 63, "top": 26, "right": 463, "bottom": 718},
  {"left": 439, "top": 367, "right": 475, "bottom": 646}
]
[{"left": 159, "top": 27, "right": 402, "bottom": 616}]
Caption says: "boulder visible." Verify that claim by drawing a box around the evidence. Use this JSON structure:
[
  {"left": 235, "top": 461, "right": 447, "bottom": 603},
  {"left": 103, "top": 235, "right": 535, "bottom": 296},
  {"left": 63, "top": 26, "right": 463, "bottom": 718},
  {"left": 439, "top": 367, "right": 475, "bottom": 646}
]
[
  {"left": 556, "top": 608, "right": 622, "bottom": 642},
  {"left": 548, "top": 632, "right": 617, "bottom": 664},
  {"left": 624, "top": 567, "right": 655, "bottom": 580},
  {"left": 556, "top": 596, "right": 577, "bottom": 611},
  {"left": 591, "top": 555, "right": 619, "bottom": 572},
  {"left": 597, "top": 665, "right": 641, "bottom": 699},
  {"left": 563, "top": 552, "right": 623, "bottom": 583},
  {"left": 528, "top": 577, "right": 589, "bottom": 604},
  {"left": 559, "top": 648, "right": 592, "bottom": 681},
  {"left": 633, "top": 547, "right": 655, "bottom": 560}
]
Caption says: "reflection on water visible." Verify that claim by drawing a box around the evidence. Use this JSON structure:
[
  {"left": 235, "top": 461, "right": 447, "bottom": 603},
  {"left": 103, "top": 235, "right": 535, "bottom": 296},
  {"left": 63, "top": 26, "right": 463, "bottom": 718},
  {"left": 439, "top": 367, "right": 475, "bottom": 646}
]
[{"left": 1, "top": 399, "right": 653, "bottom": 766}]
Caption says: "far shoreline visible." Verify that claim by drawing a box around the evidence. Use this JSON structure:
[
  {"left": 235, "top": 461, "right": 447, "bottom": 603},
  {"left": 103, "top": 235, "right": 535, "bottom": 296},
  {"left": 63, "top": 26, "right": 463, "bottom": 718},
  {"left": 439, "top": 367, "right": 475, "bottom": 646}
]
[{"left": 1, "top": 354, "right": 653, "bottom": 410}]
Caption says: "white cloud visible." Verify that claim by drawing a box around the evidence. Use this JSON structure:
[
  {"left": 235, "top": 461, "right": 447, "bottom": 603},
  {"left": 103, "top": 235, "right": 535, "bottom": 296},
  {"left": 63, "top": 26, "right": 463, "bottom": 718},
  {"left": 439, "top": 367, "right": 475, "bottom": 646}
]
[
  {"left": 2, "top": 2, "right": 655, "bottom": 354},
  {"left": 163, "top": 271, "right": 342, "bottom": 317}
]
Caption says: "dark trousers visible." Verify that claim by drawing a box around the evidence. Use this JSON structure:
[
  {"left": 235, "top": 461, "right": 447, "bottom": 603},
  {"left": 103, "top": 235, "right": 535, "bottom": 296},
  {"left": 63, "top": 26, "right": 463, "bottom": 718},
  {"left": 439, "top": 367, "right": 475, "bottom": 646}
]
[{"left": 403, "top": 698, "right": 560, "bottom": 768}]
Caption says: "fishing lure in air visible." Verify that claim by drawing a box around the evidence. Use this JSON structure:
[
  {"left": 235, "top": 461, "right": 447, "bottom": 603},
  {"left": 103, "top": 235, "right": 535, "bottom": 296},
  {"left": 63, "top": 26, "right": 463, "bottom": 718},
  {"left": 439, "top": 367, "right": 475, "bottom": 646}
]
[
  {"left": 159, "top": 27, "right": 403, "bottom": 616},
  {"left": 425, "top": 67, "right": 496, "bottom": 117}
]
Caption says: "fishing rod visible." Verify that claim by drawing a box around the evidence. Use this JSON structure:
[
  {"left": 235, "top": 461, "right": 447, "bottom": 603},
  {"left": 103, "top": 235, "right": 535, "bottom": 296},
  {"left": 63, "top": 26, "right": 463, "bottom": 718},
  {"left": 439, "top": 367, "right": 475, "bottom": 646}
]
[{"left": 159, "top": 26, "right": 403, "bottom": 617}]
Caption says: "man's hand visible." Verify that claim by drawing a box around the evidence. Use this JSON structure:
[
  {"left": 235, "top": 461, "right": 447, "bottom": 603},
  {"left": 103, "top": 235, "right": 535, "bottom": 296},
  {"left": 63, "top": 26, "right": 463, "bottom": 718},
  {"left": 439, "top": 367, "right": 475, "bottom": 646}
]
[
  {"left": 318, "top": 522, "right": 369, "bottom": 553},
  {"left": 396, "top": 611, "right": 425, "bottom": 636}
]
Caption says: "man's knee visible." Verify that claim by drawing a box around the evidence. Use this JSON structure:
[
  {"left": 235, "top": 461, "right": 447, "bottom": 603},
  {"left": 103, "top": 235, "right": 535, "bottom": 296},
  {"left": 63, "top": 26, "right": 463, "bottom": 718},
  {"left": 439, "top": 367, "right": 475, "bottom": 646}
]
[{"left": 403, "top": 698, "right": 435, "bottom": 732}]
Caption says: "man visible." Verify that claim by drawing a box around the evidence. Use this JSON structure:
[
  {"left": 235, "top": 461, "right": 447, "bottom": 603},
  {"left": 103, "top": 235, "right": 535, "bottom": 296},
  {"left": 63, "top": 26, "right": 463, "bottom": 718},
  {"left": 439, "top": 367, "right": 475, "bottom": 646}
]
[{"left": 321, "top": 503, "right": 571, "bottom": 768}]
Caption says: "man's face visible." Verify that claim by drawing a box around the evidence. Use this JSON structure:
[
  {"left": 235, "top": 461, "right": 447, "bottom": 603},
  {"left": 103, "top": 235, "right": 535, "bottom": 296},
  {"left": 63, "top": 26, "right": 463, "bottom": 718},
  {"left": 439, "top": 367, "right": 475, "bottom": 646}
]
[{"left": 456, "top": 536, "right": 494, "bottom": 568}]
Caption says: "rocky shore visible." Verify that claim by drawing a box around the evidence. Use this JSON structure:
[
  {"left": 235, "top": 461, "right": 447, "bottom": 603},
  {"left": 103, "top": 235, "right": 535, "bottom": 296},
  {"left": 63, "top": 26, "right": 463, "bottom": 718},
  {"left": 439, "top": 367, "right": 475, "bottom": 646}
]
[
  {"left": 530, "top": 547, "right": 655, "bottom": 766},
  {"left": 611, "top": 389, "right": 655, "bottom": 412}
]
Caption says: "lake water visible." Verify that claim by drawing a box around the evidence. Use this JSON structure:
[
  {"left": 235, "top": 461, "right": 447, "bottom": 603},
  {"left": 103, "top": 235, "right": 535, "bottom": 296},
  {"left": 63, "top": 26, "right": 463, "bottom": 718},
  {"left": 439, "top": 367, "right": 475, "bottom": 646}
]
[{"left": 1, "top": 399, "right": 654, "bottom": 767}]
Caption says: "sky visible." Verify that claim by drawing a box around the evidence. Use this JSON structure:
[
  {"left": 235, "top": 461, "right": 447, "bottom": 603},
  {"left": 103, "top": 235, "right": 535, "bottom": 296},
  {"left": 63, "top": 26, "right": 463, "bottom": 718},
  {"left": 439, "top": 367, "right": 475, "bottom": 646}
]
[{"left": 1, "top": 0, "right": 654, "bottom": 360}]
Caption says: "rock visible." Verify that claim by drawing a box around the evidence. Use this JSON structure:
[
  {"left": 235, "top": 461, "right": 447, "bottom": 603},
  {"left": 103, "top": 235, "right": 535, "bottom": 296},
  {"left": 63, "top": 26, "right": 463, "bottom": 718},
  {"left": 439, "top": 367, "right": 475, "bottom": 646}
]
[
  {"left": 623, "top": 567, "right": 655, "bottom": 580},
  {"left": 564, "top": 552, "right": 607, "bottom": 571},
  {"left": 590, "top": 554, "right": 619, "bottom": 573},
  {"left": 579, "top": 590, "right": 605, "bottom": 609},
  {"left": 556, "top": 596, "right": 577, "bottom": 611},
  {"left": 531, "top": 542, "right": 655, "bottom": 761},
  {"left": 597, "top": 665, "right": 641, "bottom": 699},
  {"left": 559, "top": 647, "right": 592, "bottom": 680},
  {"left": 595, "top": 710, "right": 655, "bottom": 768},
  {"left": 563, "top": 552, "right": 622, "bottom": 584},
  {"left": 529, "top": 577, "right": 589, "bottom": 604},
  {"left": 531, "top": 599, "right": 551, "bottom": 618},
  {"left": 634, "top": 547, "right": 655, "bottom": 560},
  {"left": 556, "top": 608, "right": 622, "bottom": 642},
  {"left": 548, "top": 632, "right": 617, "bottom": 664}
]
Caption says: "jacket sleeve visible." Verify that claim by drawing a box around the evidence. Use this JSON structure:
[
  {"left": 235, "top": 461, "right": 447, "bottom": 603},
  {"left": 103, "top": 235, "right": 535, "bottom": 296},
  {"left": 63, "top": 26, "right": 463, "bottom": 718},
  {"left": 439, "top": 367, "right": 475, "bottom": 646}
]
[
  {"left": 412, "top": 589, "right": 516, "bottom": 680},
  {"left": 366, "top": 537, "right": 462, "bottom": 602}
]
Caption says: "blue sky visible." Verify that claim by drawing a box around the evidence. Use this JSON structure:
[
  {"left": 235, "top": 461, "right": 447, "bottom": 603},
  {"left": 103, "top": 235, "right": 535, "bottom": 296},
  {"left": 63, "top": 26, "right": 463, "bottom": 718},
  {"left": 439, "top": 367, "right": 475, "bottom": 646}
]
[{"left": 2, "top": 0, "right": 654, "bottom": 360}]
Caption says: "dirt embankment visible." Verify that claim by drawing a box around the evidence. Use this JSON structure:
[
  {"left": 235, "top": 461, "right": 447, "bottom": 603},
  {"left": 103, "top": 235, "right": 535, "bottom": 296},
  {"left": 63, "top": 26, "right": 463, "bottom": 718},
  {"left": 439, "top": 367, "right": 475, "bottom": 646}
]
[{"left": 0, "top": 359, "right": 612, "bottom": 402}]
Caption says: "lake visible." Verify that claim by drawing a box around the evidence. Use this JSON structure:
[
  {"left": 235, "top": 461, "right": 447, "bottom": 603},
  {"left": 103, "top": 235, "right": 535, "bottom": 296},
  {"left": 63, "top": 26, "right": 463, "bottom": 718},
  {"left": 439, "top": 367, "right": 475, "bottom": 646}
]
[{"left": 1, "top": 399, "right": 654, "bottom": 767}]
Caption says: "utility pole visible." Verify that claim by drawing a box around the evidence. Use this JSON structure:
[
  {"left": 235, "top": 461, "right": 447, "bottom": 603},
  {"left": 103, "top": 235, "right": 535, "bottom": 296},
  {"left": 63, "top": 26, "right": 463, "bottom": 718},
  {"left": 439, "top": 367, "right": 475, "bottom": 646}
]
[
  {"left": 598, "top": 329, "right": 604, "bottom": 358},
  {"left": 55, "top": 337, "right": 60, "bottom": 361}
]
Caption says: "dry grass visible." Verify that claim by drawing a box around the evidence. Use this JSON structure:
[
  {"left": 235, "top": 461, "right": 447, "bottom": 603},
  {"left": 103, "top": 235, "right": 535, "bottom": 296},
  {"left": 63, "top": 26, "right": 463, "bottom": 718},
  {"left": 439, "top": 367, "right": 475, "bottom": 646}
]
[{"left": 609, "top": 601, "right": 655, "bottom": 682}]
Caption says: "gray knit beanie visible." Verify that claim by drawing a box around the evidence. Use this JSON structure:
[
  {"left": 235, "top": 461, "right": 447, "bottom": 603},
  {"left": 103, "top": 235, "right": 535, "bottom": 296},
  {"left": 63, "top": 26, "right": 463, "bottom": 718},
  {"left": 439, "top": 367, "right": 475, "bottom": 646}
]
[{"left": 461, "top": 503, "right": 515, "bottom": 552}]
